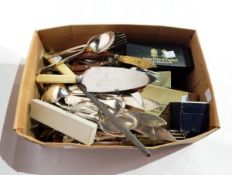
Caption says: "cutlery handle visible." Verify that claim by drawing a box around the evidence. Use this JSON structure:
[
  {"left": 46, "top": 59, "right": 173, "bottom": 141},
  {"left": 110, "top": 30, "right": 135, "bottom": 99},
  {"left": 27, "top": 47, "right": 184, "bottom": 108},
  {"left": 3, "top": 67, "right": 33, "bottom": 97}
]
[
  {"left": 69, "top": 61, "right": 110, "bottom": 72},
  {"left": 36, "top": 74, "right": 76, "bottom": 84},
  {"left": 118, "top": 55, "right": 156, "bottom": 69},
  {"left": 59, "top": 44, "right": 86, "bottom": 56},
  {"left": 69, "top": 51, "right": 113, "bottom": 61},
  {"left": 45, "top": 55, "right": 75, "bottom": 75}
]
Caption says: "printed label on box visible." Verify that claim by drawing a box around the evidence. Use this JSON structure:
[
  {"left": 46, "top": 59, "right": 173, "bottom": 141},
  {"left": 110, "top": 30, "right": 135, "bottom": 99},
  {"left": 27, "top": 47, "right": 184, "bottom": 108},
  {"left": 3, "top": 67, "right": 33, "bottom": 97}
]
[
  {"left": 205, "top": 88, "right": 212, "bottom": 102},
  {"left": 163, "top": 50, "right": 176, "bottom": 58}
]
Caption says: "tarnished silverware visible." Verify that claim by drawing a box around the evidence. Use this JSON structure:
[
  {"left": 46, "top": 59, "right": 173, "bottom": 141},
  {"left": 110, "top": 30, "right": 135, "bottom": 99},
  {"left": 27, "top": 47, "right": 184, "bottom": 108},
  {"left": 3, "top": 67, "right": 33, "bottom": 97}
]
[
  {"left": 77, "top": 83, "right": 151, "bottom": 157},
  {"left": 170, "top": 130, "right": 186, "bottom": 140}
]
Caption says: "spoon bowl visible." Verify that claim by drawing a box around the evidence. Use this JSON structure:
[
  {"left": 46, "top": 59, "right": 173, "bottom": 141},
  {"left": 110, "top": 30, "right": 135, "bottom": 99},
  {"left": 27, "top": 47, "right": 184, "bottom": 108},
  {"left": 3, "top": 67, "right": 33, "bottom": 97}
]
[
  {"left": 87, "top": 32, "right": 115, "bottom": 53},
  {"left": 99, "top": 112, "right": 137, "bottom": 137},
  {"left": 41, "top": 84, "right": 68, "bottom": 103}
]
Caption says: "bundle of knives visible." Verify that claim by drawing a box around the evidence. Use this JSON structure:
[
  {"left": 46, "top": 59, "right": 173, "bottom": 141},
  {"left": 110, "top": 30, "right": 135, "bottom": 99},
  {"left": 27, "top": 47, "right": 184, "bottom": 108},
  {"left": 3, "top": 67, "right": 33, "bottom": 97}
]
[{"left": 30, "top": 31, "right": 209, "bottom": 156}]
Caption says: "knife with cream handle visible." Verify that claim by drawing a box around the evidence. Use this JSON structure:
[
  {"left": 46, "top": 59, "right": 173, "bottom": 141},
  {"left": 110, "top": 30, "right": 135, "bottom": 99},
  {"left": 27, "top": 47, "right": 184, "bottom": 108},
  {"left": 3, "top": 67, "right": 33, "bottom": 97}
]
[{"left": 36, "top": 67, "right": 150, "bottom": 93}]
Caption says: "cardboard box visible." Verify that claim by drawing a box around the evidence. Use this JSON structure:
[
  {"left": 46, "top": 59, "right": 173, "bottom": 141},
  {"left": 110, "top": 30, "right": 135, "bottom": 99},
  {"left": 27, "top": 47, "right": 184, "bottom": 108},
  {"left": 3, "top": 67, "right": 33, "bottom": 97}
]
[{"left": 13, "top": 25, "right": 220, "bottom": 149}]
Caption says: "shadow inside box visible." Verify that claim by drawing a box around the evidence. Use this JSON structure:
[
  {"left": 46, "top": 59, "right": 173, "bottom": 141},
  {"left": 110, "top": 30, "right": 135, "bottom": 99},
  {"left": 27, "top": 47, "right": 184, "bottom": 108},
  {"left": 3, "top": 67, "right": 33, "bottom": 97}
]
[{"left": 0, "top": 51, "right": 190, "bottom": 175}]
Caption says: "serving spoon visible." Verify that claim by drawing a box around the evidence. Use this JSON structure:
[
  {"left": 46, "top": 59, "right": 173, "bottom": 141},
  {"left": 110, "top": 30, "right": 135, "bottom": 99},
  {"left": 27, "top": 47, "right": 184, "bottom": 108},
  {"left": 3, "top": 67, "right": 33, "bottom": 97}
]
[{"left": 38, "top": 31, "right": 115, "bottom": 74}]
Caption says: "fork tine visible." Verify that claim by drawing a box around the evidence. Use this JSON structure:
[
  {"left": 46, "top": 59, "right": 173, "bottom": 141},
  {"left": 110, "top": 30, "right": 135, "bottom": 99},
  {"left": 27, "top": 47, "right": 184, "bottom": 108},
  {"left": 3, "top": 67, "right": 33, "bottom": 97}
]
[
  {"left": 111, "top": 38, "right": 127, "bottom": 45},
  {"left": 114, "top": 34, "right": 127, "bottom": 42},
  {"left": 170, "top": 130, "right": 186, "bottom": 140},
  {"left": 114, "top": 36, "right": 127, "bottom": 42},
  {"left": 115, "top": 33, "right": 127, "bottom": 38},
  {"left": 109, "top": 33, "right": 127, "bottom": 50},
  {"left": 109, "top": 42, "right": 126, "bottom": 50}
]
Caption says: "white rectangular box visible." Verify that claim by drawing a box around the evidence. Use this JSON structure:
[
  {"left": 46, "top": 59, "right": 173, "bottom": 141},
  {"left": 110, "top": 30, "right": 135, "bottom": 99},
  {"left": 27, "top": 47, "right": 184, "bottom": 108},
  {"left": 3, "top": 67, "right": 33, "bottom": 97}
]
[{"left": 30, "top": 99, "right": 97, "bottom": 145}]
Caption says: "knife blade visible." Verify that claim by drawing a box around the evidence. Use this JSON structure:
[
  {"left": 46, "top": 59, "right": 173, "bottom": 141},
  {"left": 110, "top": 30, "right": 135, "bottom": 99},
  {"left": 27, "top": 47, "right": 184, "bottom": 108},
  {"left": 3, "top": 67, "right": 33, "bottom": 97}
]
[{"left": 36, "top": 67, "right": 150, "bottom": 93}]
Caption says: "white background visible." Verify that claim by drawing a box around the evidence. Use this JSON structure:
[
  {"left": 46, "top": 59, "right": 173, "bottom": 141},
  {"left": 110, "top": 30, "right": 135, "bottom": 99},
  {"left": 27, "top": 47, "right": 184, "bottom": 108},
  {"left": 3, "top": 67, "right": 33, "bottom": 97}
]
[{"left": 0, "top": 0, "right": 232, "bottom": 174}]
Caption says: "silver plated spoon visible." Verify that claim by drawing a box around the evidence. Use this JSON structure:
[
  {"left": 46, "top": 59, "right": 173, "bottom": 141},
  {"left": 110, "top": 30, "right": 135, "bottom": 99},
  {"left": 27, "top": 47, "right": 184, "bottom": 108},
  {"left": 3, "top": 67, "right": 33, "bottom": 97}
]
[{"left": 39, "top": 31, "right": 115, "bottom": 74}]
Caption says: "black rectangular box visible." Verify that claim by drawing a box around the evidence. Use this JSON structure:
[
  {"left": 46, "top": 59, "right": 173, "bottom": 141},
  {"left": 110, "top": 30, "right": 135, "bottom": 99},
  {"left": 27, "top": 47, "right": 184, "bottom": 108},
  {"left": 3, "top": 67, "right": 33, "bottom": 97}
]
[
  {"left": 127, "top": 43, "right": 194, "bottom": 72},
  {"left": 170, "top": 102, "right": 209, "bottom": 137}
]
